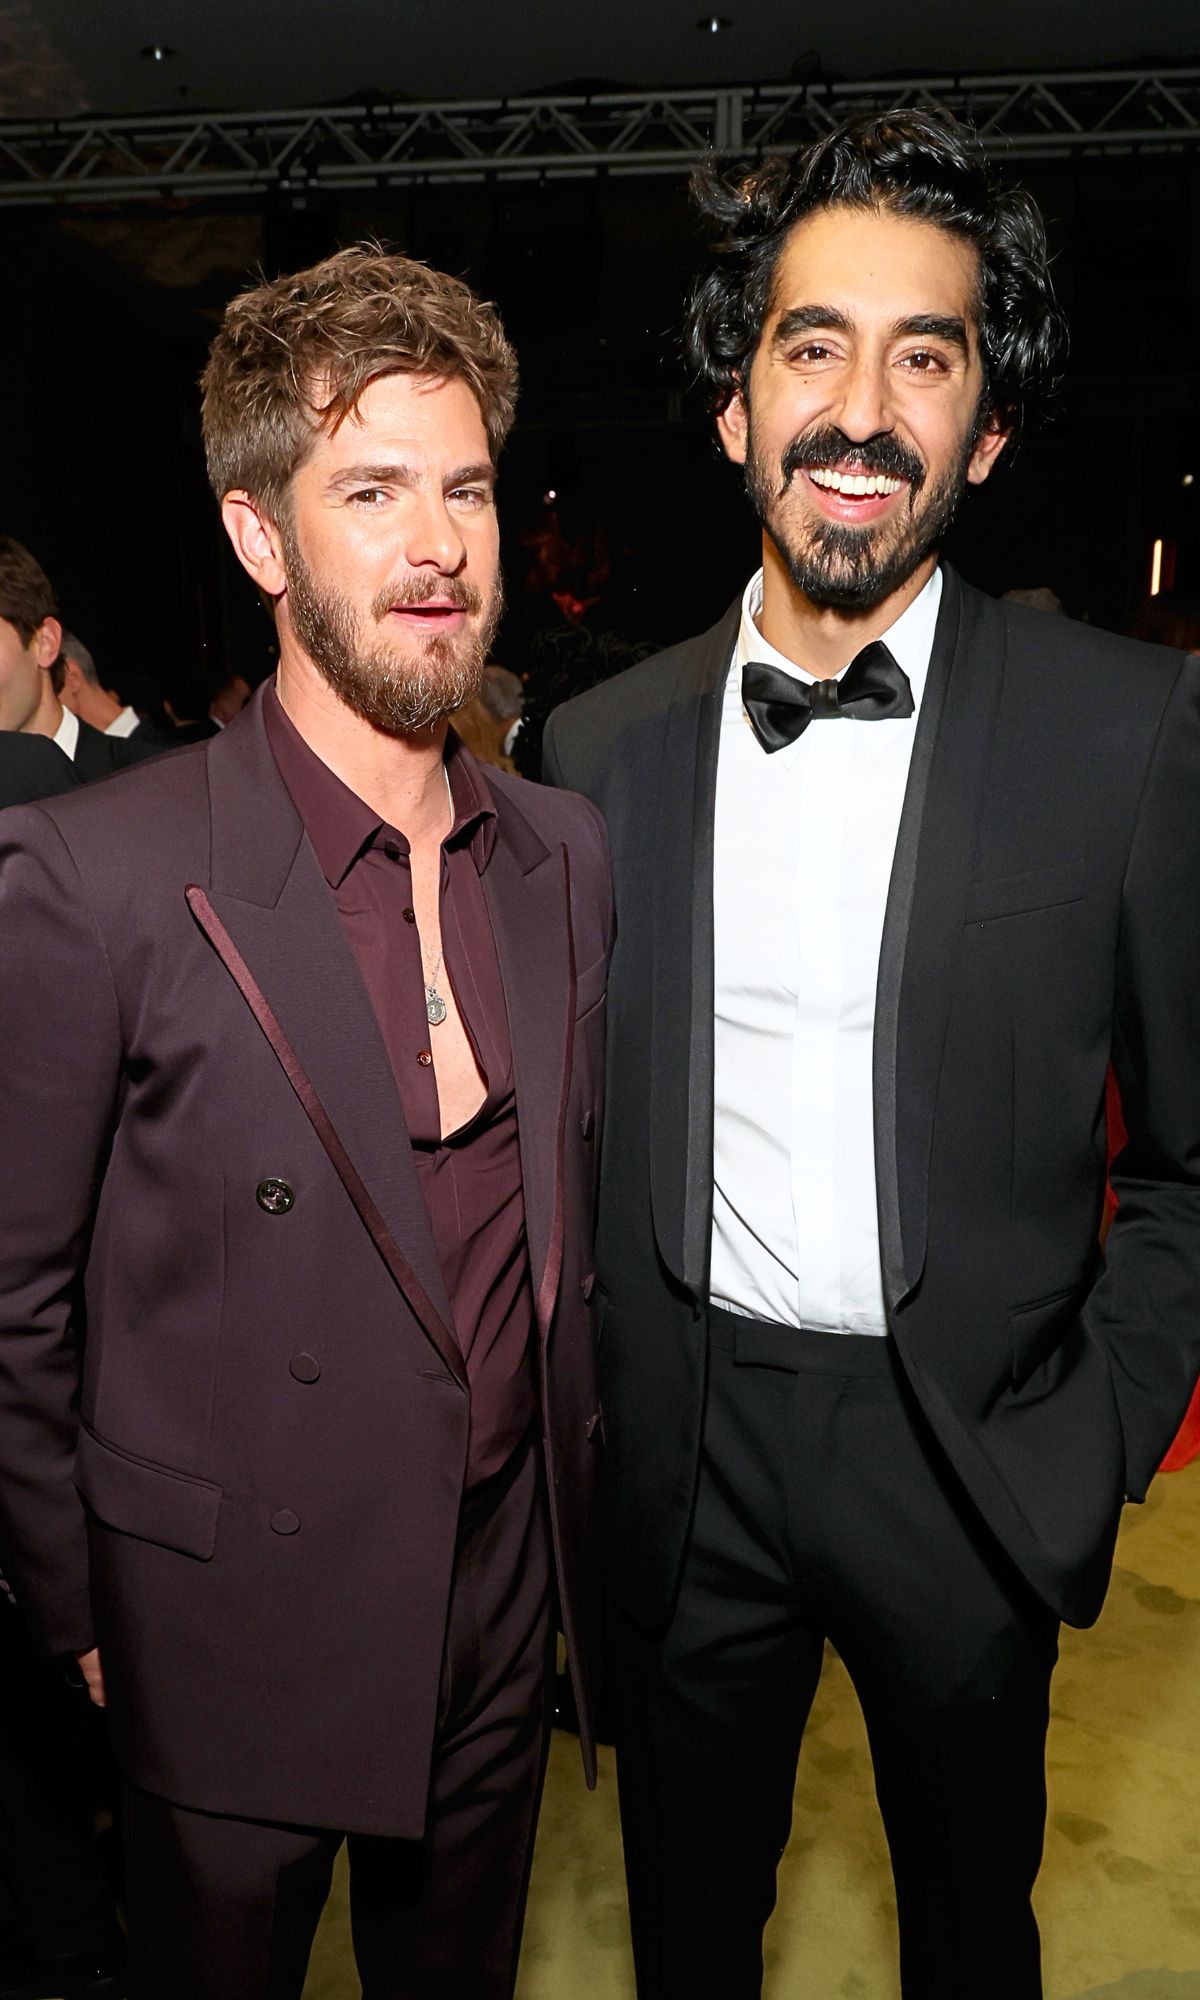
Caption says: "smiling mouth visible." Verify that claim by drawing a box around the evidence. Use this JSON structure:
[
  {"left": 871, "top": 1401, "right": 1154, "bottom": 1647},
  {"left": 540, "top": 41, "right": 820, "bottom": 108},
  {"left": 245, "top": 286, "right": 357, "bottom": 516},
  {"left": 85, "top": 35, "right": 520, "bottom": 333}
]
[{"left": 805, "top": 467, "right": 907, "bottom": 498}]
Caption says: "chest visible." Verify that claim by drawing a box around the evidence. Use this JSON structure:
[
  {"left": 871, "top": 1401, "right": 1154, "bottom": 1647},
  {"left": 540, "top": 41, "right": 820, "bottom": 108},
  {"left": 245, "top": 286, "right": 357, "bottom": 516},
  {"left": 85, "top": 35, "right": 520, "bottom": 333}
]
[{"left": 712, "top": 706, "right": 916, "bottom": 1016}]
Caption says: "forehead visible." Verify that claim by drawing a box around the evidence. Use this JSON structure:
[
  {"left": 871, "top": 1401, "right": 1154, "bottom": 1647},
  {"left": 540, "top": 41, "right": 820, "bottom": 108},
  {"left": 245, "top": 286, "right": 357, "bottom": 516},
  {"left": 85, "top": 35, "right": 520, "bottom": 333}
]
[
  {"left": 765, "top": 204, "right": 981, "bottom": 330},
  {"left": 306, "top": 370, "right": 490, "bottom": 471}
]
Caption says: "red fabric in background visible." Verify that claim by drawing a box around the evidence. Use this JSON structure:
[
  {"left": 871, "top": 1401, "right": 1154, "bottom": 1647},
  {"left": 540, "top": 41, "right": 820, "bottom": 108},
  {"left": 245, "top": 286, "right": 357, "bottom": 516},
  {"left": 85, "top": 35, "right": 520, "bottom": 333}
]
[{"left": 1105, "top": 1069, "right": 1200, "bottom": 1471}]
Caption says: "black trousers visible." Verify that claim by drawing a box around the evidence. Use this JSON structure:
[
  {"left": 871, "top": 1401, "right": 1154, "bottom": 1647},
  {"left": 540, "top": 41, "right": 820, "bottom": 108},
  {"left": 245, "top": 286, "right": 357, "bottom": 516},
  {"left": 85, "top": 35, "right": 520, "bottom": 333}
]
[
  {"left": 610, "top": 1308, "right": 1060, "bottom": 2000},
  {"left": 123, "top": 1437, "right": 552, "bottom": 2000}
]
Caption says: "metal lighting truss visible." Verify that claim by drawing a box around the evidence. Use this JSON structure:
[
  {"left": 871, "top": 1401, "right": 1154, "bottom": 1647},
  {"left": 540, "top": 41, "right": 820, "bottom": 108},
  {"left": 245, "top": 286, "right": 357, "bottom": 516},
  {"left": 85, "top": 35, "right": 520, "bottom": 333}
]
[{"left": 0, "top": 67, "right": 1197, "bottom": 206}]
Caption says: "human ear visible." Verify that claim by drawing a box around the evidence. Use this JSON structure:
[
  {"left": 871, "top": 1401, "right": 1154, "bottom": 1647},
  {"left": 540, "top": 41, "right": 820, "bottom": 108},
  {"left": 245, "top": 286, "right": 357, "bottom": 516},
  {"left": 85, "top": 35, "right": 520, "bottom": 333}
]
[
  {"left": 716, "top": 384, "right": 750, "bottom": 466},
  {"left": 220, "top": 491, "right": 288, "bottom": 597},
  {"left": 966, "top": 411, "right": 1010, "bottom": 487},
  {"left": 33, "top": 617, "right": 62, "bottom": 670}
]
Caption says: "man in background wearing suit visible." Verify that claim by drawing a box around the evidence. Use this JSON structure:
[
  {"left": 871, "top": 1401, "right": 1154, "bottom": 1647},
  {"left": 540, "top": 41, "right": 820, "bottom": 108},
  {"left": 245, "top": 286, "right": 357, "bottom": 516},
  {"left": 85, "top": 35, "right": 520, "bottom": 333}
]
[
  {"left": 0, "top": 542, "right": 155, "bottom": 779},
  {"left": 0, "top": 246, "right": 610, "bottom": 1999},
  {"left": 0, "top": 731, "right": 79, "bottom": 808},
  {"left": 546, "top": 112, "right": 1200, "bottom": 1998},
  {"left": 59, "top": 631, "right": 172, "bottom": 755}
]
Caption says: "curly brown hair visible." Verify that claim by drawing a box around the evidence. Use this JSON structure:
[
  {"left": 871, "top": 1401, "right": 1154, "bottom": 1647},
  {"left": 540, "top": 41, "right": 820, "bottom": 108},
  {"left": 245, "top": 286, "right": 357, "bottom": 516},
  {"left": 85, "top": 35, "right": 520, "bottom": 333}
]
[{"left": 200, "top": 244, "right": 518, "bottom": 521}]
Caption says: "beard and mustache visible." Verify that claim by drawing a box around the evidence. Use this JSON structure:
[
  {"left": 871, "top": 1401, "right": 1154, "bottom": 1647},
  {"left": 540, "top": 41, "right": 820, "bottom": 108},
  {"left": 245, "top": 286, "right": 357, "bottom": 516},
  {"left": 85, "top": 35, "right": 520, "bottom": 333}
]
[
  {"left": 279, "top": 518, "right": 503, "bottom": 736},
  {"left": 743, "top": 414, "right": 983, "bottom": 613}
]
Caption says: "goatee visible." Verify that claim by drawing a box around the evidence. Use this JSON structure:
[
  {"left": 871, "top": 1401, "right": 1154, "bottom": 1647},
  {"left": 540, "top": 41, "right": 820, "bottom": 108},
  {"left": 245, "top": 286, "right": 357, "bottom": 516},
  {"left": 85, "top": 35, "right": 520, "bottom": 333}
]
[
  {"left": 280, "top": 523, "right": 502, "bottom": 735},
  {"left": 744, "top": 418, "right": 978, "bottom": 613}
]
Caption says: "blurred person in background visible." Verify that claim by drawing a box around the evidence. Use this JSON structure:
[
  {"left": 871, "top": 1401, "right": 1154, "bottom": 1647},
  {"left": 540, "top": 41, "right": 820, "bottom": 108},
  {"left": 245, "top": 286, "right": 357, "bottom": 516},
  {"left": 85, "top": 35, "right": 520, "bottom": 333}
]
[
  {"left": 0, "top": 543, "right": 154, "bottom": 779},
  {"left": 479, "top": 664, "right": 525, "bottom": 759},
  {"left": 451, "top": 666, "right": 525, "bottom": 773},
  {"left": 59, "top": 634, "right": 171, "bottom": 752},
  {"left": 547, "top": 110, "right": 1200, "bottom": 2000},
  {"left": 1001, "top": 585, "right": 1063, "bottom": 614}
]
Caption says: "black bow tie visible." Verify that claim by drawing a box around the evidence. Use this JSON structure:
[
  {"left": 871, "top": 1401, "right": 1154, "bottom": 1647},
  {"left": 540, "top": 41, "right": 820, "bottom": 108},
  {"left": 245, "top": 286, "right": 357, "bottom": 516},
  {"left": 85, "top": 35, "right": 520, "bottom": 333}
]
[{"left": 741, "top": 641, "right": 914, "bottom": 753}]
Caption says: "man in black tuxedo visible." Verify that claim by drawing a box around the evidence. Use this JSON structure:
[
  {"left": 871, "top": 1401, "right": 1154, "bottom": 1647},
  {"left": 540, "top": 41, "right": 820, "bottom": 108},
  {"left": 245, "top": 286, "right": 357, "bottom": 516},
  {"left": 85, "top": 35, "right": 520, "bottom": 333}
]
[
  {"left": 545, "top": 111, "right": 1200, "bottom": 1998},
  {"left": 0, "top": 732, "right": 80, "bottom": 807},
  {"left": 0, "top": 541, "right": 157, "bottom": 780}
]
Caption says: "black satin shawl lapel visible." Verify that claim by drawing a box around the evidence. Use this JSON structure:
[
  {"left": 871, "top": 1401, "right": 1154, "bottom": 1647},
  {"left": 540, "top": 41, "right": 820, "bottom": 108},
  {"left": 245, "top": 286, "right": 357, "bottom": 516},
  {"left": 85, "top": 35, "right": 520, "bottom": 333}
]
[
  {"left": 874, "top": 568, "right": 1006, "bottom": 1309},
  {"left": 649, "top": 604, "right": 738, "bottom": 1295}
]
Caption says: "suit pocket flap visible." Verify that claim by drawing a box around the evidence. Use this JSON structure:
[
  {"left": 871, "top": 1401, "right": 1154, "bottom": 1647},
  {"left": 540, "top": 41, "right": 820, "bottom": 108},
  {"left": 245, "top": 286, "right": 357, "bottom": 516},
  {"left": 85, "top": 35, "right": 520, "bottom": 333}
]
[
  {"left": 75, "top": 1427, "right": 222, "bottom": 1560},
  {"left": 574, "top": 951, "right": 607, "bottom": 1019},
  {"left": 966, "top": 858, "right": 1085, "bottom": 924},
  {"left": 1009, "top": 1287, "right": 1079, "bottom": 1393}
]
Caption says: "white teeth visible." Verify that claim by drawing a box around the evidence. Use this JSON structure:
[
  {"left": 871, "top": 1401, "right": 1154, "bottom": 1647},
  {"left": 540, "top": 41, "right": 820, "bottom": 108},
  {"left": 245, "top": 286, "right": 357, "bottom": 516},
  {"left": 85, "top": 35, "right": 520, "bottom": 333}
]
[{"left": 808, "top": 467, "right": 903, "bottom": 496}]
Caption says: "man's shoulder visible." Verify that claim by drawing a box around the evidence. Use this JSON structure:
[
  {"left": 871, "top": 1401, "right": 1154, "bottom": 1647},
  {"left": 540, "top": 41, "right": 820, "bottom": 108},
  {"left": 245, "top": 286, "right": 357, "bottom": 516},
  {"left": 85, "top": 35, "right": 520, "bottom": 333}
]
[
  {"left": 1, "top": 735, "right": 209, "bottom": 867},
  {"left": 546, "top": 601, "right": 740, "bottom": 782},
  {"left": 487, "top": 759, "right": 608, "bottom": 866},
  {"left": 976, "top": 581, "right": 1186, "bottom": 706}
]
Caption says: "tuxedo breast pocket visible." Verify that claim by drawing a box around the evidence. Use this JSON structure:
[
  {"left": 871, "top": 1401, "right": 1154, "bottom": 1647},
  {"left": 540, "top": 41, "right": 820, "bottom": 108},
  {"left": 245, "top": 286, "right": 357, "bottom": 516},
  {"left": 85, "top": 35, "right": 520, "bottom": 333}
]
[
  {"left": 965, "top": 858, "right": 1086, "bottom": 925},
  {"left": 574, "top": 951, "right": 607, "bottom": 1022}
]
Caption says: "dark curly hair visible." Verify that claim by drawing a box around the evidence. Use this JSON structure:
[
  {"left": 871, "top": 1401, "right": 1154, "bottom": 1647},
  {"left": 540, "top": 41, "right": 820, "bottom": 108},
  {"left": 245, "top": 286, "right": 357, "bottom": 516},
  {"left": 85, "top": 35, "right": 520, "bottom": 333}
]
[{"left": 686, "top": 111, "right": 1066, "bottom": 446}]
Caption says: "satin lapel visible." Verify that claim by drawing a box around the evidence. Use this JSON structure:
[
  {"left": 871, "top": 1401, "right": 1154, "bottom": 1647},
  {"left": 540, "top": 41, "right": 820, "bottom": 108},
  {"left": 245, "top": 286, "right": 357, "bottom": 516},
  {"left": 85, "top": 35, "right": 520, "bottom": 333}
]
[
  {"left": 482, "top": 801, "right": 572, "bottom": 1339},
  {"left": 649, "top": 604, "right": 739, "bottom": 1295},
  {"left": 196, "top": 693, "right": 463, "bottom": 1385},
  {"left": 874, "top": 569, "right": 1006, "bottom": 1309}
]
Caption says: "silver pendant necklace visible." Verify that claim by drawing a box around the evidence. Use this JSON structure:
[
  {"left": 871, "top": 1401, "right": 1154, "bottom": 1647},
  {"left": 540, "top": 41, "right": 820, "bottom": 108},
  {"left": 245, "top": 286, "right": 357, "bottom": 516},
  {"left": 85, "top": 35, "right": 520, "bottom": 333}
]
[
  {"left": 423, "top": 765, "right": 454, "bottom": 1028},
  {"left": 425, "top": 946, "right": 448, "bottom": 1027}
]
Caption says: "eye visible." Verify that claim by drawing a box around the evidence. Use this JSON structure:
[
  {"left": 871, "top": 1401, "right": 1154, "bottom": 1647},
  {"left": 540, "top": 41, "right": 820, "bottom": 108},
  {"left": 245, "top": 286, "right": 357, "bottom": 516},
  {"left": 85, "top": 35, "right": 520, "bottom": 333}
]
[
  {"left": 788, "top": 342, "right": 836, "bottom": 366},
  {"left": 899, "top": 350, "right": 947, "bottom": 375},
  {"left": 449, "top": 486, "right": 492, "bottom": 510},
  {"left": 349, "top": 487, "right": 388, "bottom": 507}
]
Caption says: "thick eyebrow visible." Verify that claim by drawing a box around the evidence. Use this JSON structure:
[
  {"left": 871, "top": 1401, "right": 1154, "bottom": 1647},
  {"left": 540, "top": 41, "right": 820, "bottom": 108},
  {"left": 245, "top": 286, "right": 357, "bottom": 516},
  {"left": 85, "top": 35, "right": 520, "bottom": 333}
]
[
  {"left": 326, "top": 461, "right": 417, "bottom": 493},
  {"left": 771, "top": 306, "right": 971, "bottom": 359},
  {"left": 891, "top": 313, "right": 970, "bottom": 356},
  {"left": 444, "top": 462, "right": 497, "bottom": 491},
  {"left": 325, "top": 459, "right": 497, "bottom": 495},
  {"left": 772, "top": 304, "right": 853, "bottom": 346}
]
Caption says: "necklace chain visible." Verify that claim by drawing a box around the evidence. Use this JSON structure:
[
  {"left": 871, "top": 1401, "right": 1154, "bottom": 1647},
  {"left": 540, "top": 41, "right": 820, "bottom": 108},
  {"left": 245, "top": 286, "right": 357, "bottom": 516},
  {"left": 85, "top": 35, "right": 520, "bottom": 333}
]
[{"left": 422, "top": 764, "right": 454, "bottom": 1027}]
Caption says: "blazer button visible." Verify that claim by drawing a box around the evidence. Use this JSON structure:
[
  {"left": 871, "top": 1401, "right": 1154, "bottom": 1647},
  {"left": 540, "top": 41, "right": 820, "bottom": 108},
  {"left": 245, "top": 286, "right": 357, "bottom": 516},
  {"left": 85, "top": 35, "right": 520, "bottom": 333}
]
[
  {"left": 256, "top": 1177, "right": 295, "bottom": 1215},
  {"left": 581, "top": 1272, "right": 596, "bottom": 1302},
  {"left": 289, "top": 1354, "right": 320, "bottom": 1383},
  {"left": 270, "top": 1509, "right": 300, "bottom": 1535},
  {"left": 580, "top": 1110, "right": 595, "bottom": 1141}
]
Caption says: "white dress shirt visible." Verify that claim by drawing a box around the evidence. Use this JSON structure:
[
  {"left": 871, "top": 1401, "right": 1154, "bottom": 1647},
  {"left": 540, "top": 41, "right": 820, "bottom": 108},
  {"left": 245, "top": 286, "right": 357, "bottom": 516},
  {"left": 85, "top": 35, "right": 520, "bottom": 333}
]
[
  {"left": 106, "top": 705, "right": 139, "bottom": 739},
  {"left": 52, "top": 706, "right": 80, "bottom": 761},
  {"left": 710, "top": 565, "right": 941, "bottom": 1335}
]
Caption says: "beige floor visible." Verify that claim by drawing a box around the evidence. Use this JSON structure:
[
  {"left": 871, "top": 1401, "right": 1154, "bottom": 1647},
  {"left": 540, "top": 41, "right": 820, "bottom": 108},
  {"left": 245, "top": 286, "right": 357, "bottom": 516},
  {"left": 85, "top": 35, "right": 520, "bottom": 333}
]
[{"left": 304, "top": 1462, "right": 1200, "bottom": 1999}]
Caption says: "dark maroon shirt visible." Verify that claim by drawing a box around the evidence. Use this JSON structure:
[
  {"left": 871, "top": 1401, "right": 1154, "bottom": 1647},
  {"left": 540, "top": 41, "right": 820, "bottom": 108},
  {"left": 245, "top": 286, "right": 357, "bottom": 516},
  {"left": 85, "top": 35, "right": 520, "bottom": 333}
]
[{"left": 264, "top": 685, "right": 536, "bottom": 1488}]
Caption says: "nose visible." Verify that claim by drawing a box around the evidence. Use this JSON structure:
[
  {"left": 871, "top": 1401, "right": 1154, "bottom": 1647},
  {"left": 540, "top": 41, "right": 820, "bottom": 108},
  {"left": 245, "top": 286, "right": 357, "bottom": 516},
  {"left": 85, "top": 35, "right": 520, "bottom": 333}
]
[
  {"left": 830, "top": 348, "right": 895, "bottom": 447},
  {"left": 404, "top": 491, "right": 467, "bottom": 576}
]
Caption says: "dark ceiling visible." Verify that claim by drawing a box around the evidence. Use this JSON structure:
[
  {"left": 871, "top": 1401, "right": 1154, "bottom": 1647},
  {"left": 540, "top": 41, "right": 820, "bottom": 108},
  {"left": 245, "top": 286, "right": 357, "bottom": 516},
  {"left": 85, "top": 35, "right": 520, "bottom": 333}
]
[{"left": 4, "top": 0, "right": 1198, "bottom": 119}]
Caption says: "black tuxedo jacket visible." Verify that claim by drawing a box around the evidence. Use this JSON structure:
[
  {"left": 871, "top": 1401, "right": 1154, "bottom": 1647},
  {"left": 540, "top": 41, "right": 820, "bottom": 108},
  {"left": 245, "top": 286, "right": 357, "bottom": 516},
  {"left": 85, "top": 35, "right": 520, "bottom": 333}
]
[
  {"left": 0, "top": 733, "right": 81, "bottom": 807},
  {"left": 71, "top": 716, "right": 163, "bottom": 781},
  {"left": 544, "top": 566, "right": 1200, "bottom": 1631},
  {"left": 0, "top": 687, "right": 611, "bottom": 1835}
]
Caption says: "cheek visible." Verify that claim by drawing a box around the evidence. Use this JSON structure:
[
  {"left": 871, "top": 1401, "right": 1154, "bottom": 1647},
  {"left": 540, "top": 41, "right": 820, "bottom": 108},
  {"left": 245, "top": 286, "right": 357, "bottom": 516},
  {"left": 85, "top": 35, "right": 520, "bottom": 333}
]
[{"left": 466, "top": 514, "right": 501, "bottom": 575}]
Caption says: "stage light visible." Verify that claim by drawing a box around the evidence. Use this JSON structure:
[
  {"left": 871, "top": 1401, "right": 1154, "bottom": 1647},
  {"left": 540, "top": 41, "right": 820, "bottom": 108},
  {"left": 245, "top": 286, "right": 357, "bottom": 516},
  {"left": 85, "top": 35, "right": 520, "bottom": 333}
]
[
  {"left": 543, "top": 488, "right": 557, "bottom": 503},
  {"left": 1184, "top": 473, "right": 1195, "bottom": 488},
  {"left": 1150, "top": 539, "right": 1163, "bottom": 597},
  {"left": 141, "top": 43, "right": 175, "bottom": 61},
  {"left": 697, "top": 15, "right": 732, "bottom": 33}
]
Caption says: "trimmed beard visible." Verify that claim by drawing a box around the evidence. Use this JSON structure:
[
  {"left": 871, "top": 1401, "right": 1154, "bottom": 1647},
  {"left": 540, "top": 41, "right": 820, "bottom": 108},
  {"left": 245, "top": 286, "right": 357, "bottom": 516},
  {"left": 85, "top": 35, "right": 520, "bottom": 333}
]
[
  {"left": 744, "top": 414, "right": 981, "bottom": 614},
  {"left": 279, "top": 520, "right": 502, "bottom": 735}
]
